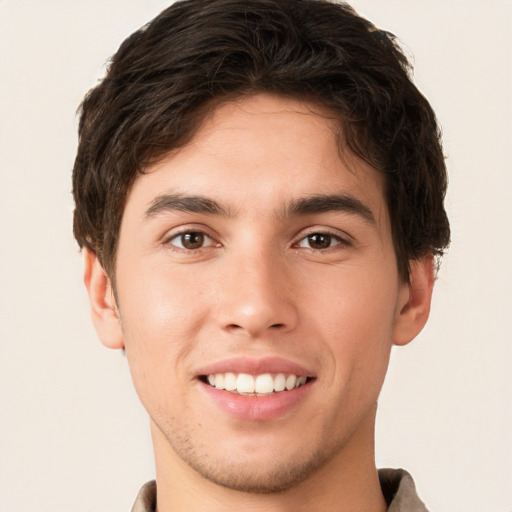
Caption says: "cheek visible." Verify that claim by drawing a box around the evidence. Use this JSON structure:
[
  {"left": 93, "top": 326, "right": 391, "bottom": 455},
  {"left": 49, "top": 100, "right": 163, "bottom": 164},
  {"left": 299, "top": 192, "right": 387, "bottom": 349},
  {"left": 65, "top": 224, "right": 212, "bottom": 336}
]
[
  {"left": 306, "top": 256, "right": 399, "bottom": 329},
  {"left": 119, "top": 257, "right": 207, "bottom": 334},
  {"left": 305, "top": 263, "right": 399, "bottom": 383},
  {"left": 115, "top": 263, "right": 208, "bottom": 397}
]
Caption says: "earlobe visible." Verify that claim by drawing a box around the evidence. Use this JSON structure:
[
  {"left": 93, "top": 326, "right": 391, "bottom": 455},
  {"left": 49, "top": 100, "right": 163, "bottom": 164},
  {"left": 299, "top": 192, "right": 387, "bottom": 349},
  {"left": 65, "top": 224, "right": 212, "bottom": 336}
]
[
  {"left": 83, "top": 249, "right": 124, "bottom": 349},
  {"left": 392, "top": 256, "right": 435, "bottom": 346}
]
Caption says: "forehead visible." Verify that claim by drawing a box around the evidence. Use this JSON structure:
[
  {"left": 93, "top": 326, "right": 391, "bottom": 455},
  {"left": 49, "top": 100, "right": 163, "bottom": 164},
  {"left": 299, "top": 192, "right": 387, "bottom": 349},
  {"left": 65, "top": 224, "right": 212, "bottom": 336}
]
[{"left": 125, "top": 93, "right": 388, "bottom": 225}]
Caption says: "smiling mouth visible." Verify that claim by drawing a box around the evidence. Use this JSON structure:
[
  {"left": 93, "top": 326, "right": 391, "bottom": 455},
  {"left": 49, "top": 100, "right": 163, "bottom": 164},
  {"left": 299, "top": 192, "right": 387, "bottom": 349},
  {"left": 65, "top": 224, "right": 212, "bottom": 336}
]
[{"left": 200, "top": 372, "right": 313, "bottom": 396}]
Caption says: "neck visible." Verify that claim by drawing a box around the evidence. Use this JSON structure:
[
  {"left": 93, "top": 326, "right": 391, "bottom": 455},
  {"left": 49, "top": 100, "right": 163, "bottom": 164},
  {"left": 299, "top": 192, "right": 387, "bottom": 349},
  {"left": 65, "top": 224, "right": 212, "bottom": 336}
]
[{"left": 150, "top": 409, "right": 387, "bottom": 512}]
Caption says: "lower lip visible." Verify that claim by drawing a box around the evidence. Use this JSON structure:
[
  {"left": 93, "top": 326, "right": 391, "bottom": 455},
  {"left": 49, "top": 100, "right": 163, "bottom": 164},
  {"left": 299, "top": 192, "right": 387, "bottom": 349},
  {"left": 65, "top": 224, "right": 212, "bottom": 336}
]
[{"left": 199, "top": 380, "right": 313, "bottom": 421}]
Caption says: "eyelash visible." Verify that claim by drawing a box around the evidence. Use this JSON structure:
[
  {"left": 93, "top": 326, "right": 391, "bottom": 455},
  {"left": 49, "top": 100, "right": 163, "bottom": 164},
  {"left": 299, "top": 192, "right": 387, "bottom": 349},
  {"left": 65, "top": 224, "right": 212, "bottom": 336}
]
[
  {"left": 164, "top": 227, "right": 351, "bottom": 254},
  {"left": 293, "top": 229, "right": 351, "bottom": 251},
  {"left": 164, "top": 229, "right": 219, "bottom": 252}
]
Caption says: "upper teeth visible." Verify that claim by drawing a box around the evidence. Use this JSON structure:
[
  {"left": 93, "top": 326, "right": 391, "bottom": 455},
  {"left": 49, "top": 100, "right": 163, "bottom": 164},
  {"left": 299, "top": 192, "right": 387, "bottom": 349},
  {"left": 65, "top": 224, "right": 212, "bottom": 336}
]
[{"left": 206, "top": 373, "right": 307, "bottom": 395}]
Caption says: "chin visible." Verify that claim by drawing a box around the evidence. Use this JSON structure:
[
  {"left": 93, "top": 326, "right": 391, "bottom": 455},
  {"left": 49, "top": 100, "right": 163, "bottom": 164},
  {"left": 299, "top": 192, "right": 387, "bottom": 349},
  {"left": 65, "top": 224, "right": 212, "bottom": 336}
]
[{"left": 171, "top": 434, "right": 341, "bottom": 494}]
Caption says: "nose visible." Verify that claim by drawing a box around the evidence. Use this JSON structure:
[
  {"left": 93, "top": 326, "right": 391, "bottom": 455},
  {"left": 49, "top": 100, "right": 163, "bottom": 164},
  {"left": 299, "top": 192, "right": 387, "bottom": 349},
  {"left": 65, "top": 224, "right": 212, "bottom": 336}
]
[{"left": 215, "top": 249, "right": 299, "bottom": 338}]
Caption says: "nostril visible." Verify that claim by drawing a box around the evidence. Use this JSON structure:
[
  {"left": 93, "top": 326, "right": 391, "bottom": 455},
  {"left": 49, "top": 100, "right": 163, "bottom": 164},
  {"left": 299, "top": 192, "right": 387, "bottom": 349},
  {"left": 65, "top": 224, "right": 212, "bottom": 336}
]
[{"left": 270, "top": 323, "right": 285, "bottom": 329}]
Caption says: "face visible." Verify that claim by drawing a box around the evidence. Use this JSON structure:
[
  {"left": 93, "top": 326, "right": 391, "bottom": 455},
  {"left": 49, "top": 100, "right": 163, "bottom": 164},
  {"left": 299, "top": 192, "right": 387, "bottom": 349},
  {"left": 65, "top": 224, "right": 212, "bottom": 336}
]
[{"left": 88, "top": 94, "right": 430, "bottom": 493}]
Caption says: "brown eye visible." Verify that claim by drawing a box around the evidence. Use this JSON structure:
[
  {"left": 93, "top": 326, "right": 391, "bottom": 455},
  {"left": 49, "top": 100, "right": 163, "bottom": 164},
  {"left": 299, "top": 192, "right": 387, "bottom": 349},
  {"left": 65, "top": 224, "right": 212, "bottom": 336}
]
[
  {"left": 306, "top": 233, "right": 332, "bottom": 249},
  {"left": 297, "top": 232, "right": 343, "bottom": 250},
  {"left": 169, "top": 231, "right": 214, "bottom": 250},
  {"left": 181, "top": 232, "right": 204, "bottom": 249}
]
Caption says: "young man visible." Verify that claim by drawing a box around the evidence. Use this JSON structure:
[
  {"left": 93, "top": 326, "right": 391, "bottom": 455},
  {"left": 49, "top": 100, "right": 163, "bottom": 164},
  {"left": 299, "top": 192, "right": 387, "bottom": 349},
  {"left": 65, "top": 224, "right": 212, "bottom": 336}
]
[{"left": 72, "top": 0, "right": 450, "bottom": 510}]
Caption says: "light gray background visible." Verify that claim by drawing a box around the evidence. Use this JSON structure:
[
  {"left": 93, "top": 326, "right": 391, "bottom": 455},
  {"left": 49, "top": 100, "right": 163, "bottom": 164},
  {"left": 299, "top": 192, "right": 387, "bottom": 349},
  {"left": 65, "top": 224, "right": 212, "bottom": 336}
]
[{"left": 1, "top": 1, "right": 511, "bottom": 511}]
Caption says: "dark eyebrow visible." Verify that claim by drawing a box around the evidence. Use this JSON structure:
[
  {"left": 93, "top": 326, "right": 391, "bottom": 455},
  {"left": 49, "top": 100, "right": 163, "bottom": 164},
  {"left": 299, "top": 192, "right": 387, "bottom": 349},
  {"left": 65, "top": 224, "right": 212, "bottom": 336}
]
[
  {"left": 144, "top": 193, "right": 230, "bottom": 218},
  {"left": 144, "top": 192, "right": 374, "bottom": 224},
  {"left": 285, "top": 194, "right": 376, "bottom": 224}
]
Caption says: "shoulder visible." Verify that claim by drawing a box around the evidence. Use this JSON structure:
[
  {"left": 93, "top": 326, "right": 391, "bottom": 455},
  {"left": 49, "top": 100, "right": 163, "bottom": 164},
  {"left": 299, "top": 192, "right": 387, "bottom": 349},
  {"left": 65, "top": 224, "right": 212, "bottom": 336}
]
[
  {"left": 379, "top": 468, "right": 430, "bottom": 512},
  {"left": 130, "top": 480, "right": 156, "bottom": 512}
]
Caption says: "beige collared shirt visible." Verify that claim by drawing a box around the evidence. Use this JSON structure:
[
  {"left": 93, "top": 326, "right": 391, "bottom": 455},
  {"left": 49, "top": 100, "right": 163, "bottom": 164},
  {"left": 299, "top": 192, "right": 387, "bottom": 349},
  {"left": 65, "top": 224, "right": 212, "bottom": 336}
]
[{"left": 131, "top": 468, "right": 429, "bottom": 512}]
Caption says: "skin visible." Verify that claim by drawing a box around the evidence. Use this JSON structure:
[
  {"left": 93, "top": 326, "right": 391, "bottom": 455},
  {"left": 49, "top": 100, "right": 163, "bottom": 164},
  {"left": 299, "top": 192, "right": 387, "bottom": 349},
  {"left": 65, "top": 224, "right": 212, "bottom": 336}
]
[{"left": 85, "top": 94, "right": 434, "bottom": 512}]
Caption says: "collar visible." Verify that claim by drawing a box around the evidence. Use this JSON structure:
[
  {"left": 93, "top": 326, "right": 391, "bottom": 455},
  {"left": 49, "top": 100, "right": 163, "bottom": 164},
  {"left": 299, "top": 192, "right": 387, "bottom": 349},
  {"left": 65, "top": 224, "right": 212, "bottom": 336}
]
[{"left": 131, "top": 468, "right": 429, "bottom": 511}]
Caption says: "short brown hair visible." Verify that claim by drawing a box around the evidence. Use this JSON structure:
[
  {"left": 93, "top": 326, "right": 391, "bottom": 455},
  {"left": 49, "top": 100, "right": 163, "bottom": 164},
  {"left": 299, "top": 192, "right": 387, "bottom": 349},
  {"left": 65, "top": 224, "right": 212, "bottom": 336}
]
[{"left": 73, "top": 0, "right": 450, "bottom": 281}]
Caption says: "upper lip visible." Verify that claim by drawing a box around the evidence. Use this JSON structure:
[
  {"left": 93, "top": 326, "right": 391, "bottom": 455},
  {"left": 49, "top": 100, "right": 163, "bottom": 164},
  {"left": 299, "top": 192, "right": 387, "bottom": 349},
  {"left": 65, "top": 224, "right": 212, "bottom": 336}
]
[{"left": 195, "top": 356, "right": 315, "bottom": 378}]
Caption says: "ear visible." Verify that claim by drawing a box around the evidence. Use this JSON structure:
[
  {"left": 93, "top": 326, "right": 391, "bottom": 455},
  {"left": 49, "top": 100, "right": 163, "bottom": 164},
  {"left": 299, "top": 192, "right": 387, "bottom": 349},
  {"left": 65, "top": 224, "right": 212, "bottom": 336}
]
[
  {"left": 392, "top": 256, "right": 435, "bottom": 346},
  {"left": 83, "top": 249, "right": 124, "bottom": 349}
]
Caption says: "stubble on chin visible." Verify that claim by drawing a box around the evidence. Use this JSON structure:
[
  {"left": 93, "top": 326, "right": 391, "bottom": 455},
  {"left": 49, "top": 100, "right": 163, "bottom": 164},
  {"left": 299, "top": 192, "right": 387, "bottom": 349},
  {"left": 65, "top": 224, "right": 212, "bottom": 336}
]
[{"left": 157, "top": 419, "right": 344, "bottom": 494}]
